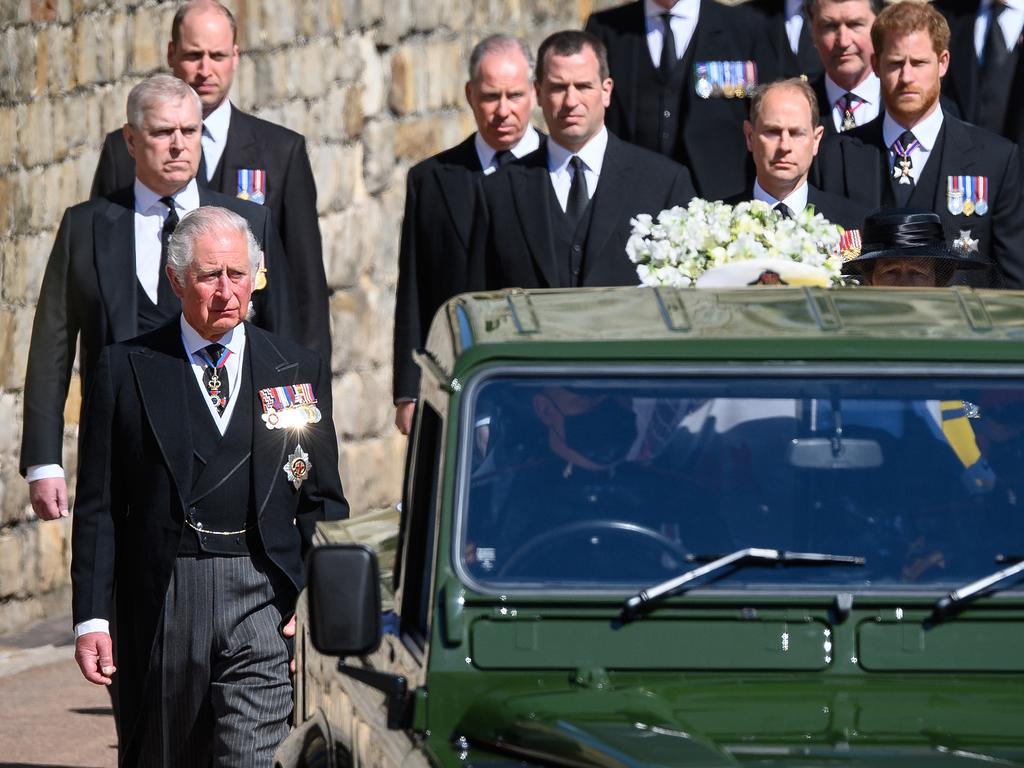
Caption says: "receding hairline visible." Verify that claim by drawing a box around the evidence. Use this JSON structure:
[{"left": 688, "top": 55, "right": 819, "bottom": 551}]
[
  {"left": 171, "top": 0, "right": 238, "bottom": 47},
  {"left": 468, "top": 34, "right": 534, "bottom": 85}
]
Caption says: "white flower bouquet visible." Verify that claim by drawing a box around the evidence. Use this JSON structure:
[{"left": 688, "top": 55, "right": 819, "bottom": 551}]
[{"left": 626, "top": 198, "right": 845, "bottom": 287}]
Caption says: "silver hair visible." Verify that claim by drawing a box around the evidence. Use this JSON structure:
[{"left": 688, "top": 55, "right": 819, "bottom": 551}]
[
  {"left": 126, "top": 74, "right": 202, "bottom": 128},
  {"left": 166, "top": 206, "right": 261, "bottom": 285},
  {"left": 468, "top": 34, "right": 534, "bottom": 83}
]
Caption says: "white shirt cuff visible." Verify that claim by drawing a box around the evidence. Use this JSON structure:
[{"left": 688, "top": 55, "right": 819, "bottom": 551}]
[
  {"left": 74, "top": 619, "right": 110, "bottom": 638},
  {"left": 26, "top": 464, "right": 65, "bottom": 482}
]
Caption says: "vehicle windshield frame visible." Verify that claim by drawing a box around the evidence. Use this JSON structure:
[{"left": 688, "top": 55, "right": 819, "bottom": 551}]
[{"left": 451, "top": 361, "right": 1024, "bottom": 599}]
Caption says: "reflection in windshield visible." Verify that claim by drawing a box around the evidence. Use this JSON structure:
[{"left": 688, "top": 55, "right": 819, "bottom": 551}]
[{"left": 459, "top": 375, "right": 1024, "bottom": 592}]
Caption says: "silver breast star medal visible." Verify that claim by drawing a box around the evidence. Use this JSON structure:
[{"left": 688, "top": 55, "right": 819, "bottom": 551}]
[
  {"left": 284, "top": 444, "right": 311, "bottom": 489},
  {"left": 953, "top": 229, "right": 979, "bottom": 254}
]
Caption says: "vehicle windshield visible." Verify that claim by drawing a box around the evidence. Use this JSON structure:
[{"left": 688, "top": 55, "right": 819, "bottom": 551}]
[{"left": 457, "top": 372, "right": 1024, "bottom": 593}]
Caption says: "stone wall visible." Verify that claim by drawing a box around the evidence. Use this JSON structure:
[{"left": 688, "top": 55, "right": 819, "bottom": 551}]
[{"left": 0, "top": 0, "right": 636, "bottom": 633}]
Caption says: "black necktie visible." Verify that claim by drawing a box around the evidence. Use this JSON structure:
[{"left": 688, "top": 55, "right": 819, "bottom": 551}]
[
  {"left": 200, "top": 343, "right": 230, "bottom": 415},
  {"left": 982, "top": 2, "right": 1009, "bottom": 71},
  {"left": 565, "top": 155, "right": 589, "bottom": 223},
  {"left": 892, "top": 130, "right": 917, "bottom": 206},
  {"left": 774, "top": 202, "right": 793, "bottom": 219},
  {"left": 494, "top": 149, "right": 513, "bottom": 169},
  {"left": 659, "top": 13, "right": 677, "bottom": 79},
  {"left": 158, "top": 196, "right": 179, "bottom": 307}
]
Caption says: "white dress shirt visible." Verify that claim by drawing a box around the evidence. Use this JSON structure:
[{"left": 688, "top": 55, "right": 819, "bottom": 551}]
[
  {"left": 753, "top": 178, "right": 810, "bottom": 215},
  {"left": 882, "top": 106, "right": 945, "bottom": 185},
  {"left": 201, "top": 99, "right": 232, "bottom": 182},
  {"left": 824, "top": 73, "right": 881, "bottom": 132},
  {"left": 644, "top": 0, "right": 699, "bottom": 67},
  {"left": 785, "top": 0, "right": 806, "bottom": 55},
  {"left": 74, "top": 317, "right": 247, "bottom": 639},
  {"left": 474, "top": 123, "right": 541, "bottom": 175},
  {"left": 546, "top": 126, "right": 609, "bottom": 212},
  {"left": 25, "top": 178, "right": 202, "bottom": 485},
  {"left": 974, "top": 0, "right": 1024, "bottom": 59}
]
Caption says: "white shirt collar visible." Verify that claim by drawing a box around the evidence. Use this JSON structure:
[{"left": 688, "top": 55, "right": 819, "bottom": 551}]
[
  {"left": 134, "top": 177, "right": 201, "bottom": 213},
  {"left": 882, "top": 103, "right": 944, "bottom": 151},
  {"left": 546, "top": 126, "right": 609, "bottom": 176},
  {"left": 474, "top": 123, "right": 541, "bottom": 172},
  {"left": 753, "top": 178, "right": 810, "bottom": 214},
  {"left": 202, "top": 98, "right": 232, "bottom": 144},
  {"left": 644, "top": 0, "right": 698, "bottom": 20},
  {"left": 986, "top": 0, "right": 1024, "bottom": 11},
  {"left": 824, "top": 72, "right": 880, "bottom": 108},
  {"left": 785, "top": 0, "right": 804, "bottom": 20},
  {"left": 180, "top": 314, "right": 246, "bottom": 356}
]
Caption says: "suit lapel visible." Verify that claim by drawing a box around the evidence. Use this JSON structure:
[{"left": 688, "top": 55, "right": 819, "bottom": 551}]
[
  {"left": 931, "top": 115, "right": 978, "bottom": 213},
  {"left": 509, "top": 159, "right": 559, "bottom": 288},
  {"left": 583, "top": 136, "right": 632, "bottom": 281},
  {"left": 609, "top": 2, "right": 645, "bottom": 137},
  {"left": 247, "top": 326, "right": 299, "bottom": 520},
  {"left": 216, "top": 107, "right": 260, "bottom": 197},
  {"left": 94, "top": 190, "right": 139, "bottom": 342},
  {"left": 436, "top": 137, "right": 481, "bottom": 252},
  {"left": 130, "top": 322, "right": 193, "bottom": 511}
]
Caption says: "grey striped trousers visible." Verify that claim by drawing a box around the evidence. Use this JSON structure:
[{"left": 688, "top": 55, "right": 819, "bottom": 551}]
[{"left": 135, "top": 554, "right": 293, "bottom": 767}]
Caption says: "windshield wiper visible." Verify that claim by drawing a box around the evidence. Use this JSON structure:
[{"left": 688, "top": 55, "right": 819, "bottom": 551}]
[
  {"left": 621, "top": 547, "right": 866, "bottom": 621},
  {"left": 929, "top": 556, "right": 1024, "bottom": 623}
]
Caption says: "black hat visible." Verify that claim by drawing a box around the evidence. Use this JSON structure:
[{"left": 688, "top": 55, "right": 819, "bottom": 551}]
[{"left": 841, "top": 209, "right": 987, "bottom": 282}]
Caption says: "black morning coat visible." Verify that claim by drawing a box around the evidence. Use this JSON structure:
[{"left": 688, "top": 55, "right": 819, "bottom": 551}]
[
  {"left": 90, "top": 106, "right": 332, "bottom": 362},
  {"left": 468, "top": 132, "right": 696, "bottom": 291},
  {"left": 70, "top": 319, "right": 349, "bottom": 763},
  {"left": 585, "top": 0, "right": 778, "bottom": 201},
  {"left": 19, "top": 186, "right": 294, "bottom": 476},
  {"left": 814, "top": 111, "right": 1024, "bottom": 288}
]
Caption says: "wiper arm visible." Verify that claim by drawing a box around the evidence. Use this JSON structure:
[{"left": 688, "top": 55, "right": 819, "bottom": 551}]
[
  {"left": 621, "top": 547, "right": 866, "bottom": 621},
  {"left": 930, "top": 555, "right": 1024, "bottom": 623}
]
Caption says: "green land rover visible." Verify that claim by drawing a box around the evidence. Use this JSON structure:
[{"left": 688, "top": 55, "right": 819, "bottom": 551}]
[{"left": 276, "top": 286, "right": 1024, "bottom": 768}]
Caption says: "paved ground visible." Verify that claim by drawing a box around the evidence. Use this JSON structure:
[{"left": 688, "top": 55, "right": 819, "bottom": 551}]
[{"left": 0, "top": 616, "right": 117, "bottom": 768}]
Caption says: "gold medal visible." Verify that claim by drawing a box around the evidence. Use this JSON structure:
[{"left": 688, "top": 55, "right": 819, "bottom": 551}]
[
  {"left": 255, "top": 267, "right": 267, "bottom": 291},
  {"left": 963, "top": 199, "right": 975, "bottom": 216}
]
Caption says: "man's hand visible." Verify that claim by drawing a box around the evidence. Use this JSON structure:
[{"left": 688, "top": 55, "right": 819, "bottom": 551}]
[
  {"left": 75, "top": 632, "right": 116, "bottom": 685},
  {"left": 395, "top": 402, "right": 415, "bottom": 436},
  {"left": 282, "top": 614, "right": 297, "bottom": 673},
  {"left": 29, "top": 477, "right": 69, "bottom": 520}
]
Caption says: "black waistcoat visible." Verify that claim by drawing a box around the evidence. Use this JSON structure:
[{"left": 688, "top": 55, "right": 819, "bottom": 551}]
[
  {"left": 633, "top": 37, "right": 693, "bottom": 157},
  {"left": 977, "top": 46, "right": 1020, "bottom": 135},
  {"left": 179, "top": 351, "right": 260, "bottom": 557},
  {"left": 549, "top": 191, "right": 595, "bottom": 288},
  {"left": 135, "top": 280, "right": 179, "bottom": 336}
]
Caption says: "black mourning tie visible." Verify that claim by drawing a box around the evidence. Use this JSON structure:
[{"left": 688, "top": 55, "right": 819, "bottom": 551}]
[
  {"left": 774, "top": 202, "right": 793, "bottom": 219},
  {"left": 983, "top": 1, "right": 1009, "bottom": 72},
  {"left": 158, "top": 196, "right": 179, "bottom": 307},
  {"left": 659, "top": 12, "right": 677, "bottom": 79},
  {"left": 200, "top": 343, "right": 230, "bottom": 416},
  {"left": 565, "top": 155, "right": 589, "bottom": 224},
  {"left": 494, "top": 149, "right": 513, "bottom": 169}
]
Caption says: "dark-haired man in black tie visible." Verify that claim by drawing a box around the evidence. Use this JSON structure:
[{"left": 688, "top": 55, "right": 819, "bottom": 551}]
[
  {"left": 21, "top": 74, "right": 292, "bottom": 521},
  {"left": 815, "top": 1, "right": 1024, "bottom": 287},
  {"left": 469, "top": 30, "right": 695, "bottom": 292},
  {"left": 392, "top": 34, "right": 541, "bottom": 435},
  {"left": 933, "top": 0, "right": 1024, "bottom": 148}
]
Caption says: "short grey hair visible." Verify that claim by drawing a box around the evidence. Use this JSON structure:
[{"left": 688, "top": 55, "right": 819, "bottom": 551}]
[
  {"left": 166, "top": 206, "right": 261, "bottom": 285},
  {"left": 468, "top": 34, "right": 534, "bottom": 83},
  {"left": 126, "top": 74, "right": 202, "bottom": 128}
]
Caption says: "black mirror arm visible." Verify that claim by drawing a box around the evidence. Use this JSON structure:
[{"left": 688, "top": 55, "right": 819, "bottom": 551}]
[{"left": 337, "top": 662, "right": 410, "bottom": 729}]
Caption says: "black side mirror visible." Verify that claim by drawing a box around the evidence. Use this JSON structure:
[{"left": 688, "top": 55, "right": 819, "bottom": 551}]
[{"left": 307, "top": 544, "right": 382, "bottom": 657}]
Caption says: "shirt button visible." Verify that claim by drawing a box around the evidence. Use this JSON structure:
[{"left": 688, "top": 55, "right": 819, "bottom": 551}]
[{"left": 573, "top": 267, "right": 581, "bottom": 275}]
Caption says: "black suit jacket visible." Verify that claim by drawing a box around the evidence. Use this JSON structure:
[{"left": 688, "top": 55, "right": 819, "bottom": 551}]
[
  {"left": 91, "top": 107, "right": 331, "bottom": 361},
  {"left": 586, "top": 0, "right": 773, "bottom": 200},
  {"left": 723, "top": 183, "right": 868, "bottom": 231},
  {"left": 469, "top": 133, "right": 696, "bottom": 290},
  {"left": 934, "top": 0, "right": 1024, "bottom": 148},
  {"left": 19, "top": 186, "right": 292, "bottom": 474},
  {"left": 747, "top": 0, "right": 824, "bottom": 80},
  {"left": 815, "top": 112, "right": 1024, "bottom": 287},
  {"left": 70, "top": 319, "right": 347, "bottom": 761},
  {"left": 393, "top": 135, "right": 481, "bottom": 403}
]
